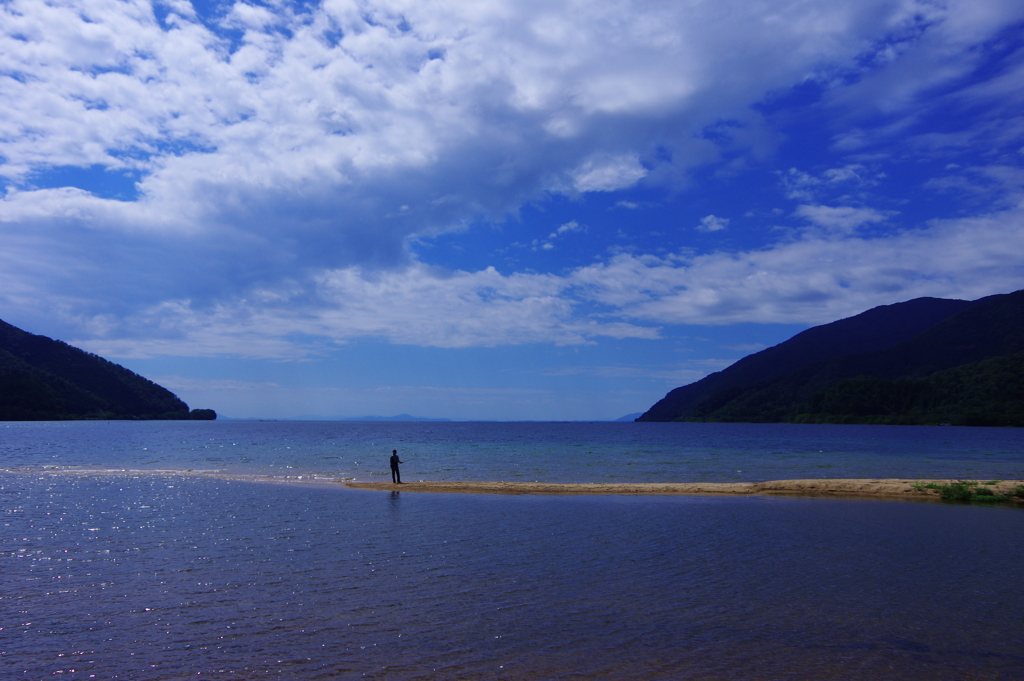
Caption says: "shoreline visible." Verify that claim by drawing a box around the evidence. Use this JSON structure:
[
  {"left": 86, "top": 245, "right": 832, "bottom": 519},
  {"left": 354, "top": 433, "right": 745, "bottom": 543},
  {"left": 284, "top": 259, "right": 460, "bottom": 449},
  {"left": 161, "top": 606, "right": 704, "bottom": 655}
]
[
  {"left": 5, "top": 469, "right": 1021, "bottom": 502},
  {"left": 344, "top": 478, "right": 1024, "bottom": 500}
]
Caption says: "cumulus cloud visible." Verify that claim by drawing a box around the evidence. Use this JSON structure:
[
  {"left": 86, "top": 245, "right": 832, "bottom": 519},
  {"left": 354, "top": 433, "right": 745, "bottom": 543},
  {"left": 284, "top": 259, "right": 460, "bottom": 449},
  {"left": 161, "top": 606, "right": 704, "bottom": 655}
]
[
  {"left": 532, "top": 220, "right": 583, "bottom": 250},
  {"left": 60, "top": 201, "right": 1024, "bottom": 358},
  {"left": 570, "top": 203, "right": 1024, "bottom": 326},
  {"left": 780, "top": 165, "right": 884, "bottom": 202},
  {"left": 0, "top": 0, "right": 937, "bottom": 222},
  {"left": 794, "top": 205, "right": 891, "bottom": 235},
  {"left": 697, "top": 215, "right": 729, "bottom": 232},
  {"left": 1, "top": 0, "right": 1023, "bottom": 357},
  {"left": 571, "top": 155, "right": 648, "bottom": 193},
  {"left": 71, "top": 262, "right": 661, "bottom": 358},
  {"left": 554, "top": 221, "right": 581, "bottom": 236}
]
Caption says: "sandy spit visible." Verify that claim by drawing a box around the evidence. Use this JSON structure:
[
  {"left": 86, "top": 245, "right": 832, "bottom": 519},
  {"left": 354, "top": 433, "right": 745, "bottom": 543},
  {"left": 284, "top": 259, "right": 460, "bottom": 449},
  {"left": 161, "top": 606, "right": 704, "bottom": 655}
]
[{"left": 344, "top": 479, "right": 1024, "bottom": 500}]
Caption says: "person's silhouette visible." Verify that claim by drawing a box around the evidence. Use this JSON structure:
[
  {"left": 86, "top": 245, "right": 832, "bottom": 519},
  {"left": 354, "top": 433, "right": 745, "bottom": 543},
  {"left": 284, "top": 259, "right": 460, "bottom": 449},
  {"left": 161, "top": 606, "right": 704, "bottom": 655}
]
[{"left": 389, "top": 449, "right": 403, "bottom": 484}]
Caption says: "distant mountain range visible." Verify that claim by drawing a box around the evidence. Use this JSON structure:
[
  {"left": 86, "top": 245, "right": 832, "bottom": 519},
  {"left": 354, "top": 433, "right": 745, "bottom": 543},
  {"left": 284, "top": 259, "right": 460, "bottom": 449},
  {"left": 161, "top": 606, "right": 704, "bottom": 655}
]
[
  {"left": 0, "top": 319, "right": 215, "bottom": 421},
  {"left": 638, "top": 290, "right": 1024, "bottom": 426}
]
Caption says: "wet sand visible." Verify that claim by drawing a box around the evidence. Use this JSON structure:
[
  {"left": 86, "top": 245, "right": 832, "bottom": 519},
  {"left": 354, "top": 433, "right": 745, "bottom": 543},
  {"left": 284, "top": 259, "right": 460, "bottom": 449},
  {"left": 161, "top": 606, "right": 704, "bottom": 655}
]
[{"left": 344, "top": 478, "right": 1024, "bottom": 500}]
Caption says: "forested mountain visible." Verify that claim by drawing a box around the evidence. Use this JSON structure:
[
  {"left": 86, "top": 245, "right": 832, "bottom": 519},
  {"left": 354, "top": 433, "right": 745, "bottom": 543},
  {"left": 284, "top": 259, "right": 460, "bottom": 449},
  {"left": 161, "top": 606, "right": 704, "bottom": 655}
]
[
  {"left": 638, "top": 290, "right": 1024, "bottom": 426},
  {"left": 0, "top": 319, "right": 215, "bottom": 421},
  {"left": 798, "top": 351, "right": 1024, "bottom": 426}
]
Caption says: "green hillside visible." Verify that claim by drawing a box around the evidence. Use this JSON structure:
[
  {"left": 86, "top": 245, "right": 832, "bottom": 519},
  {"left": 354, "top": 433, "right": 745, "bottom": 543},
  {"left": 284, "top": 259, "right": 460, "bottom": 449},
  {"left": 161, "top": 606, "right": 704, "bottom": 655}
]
[
  {"left": 637, "top": 296, "right": 976, "bottom": 422},
  {"left": 794, "top": 351, "right": 1024, "bottom": 426},
  {"left": 0, "top": 319, "right": 215, "bottom": 421},
  {"left": 641, "top": 289, "right": 1024, "bottom": 426}
]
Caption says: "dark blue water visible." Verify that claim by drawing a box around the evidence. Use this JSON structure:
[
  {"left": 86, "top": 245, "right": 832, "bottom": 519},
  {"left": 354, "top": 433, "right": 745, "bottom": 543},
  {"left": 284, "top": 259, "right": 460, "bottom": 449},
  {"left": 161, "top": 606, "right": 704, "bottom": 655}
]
[
  {"left": 3, "top": 420, "right": 1023, "bottom": 482},
  {"left": 2, "top": 421, "right": 1023, "bottom": 679}
]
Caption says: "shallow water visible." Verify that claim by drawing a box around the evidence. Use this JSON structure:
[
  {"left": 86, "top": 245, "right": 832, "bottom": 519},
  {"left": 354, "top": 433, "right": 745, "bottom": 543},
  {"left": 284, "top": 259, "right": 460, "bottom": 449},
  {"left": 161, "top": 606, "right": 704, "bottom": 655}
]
[{"left": 2, "top": 421, "right": 1023, "bottom": 680}]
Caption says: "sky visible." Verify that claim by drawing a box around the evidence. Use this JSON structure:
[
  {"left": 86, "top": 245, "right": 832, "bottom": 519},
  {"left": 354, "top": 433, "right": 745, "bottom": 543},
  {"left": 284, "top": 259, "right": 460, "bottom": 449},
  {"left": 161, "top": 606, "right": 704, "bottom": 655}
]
[{"left": 2, "top": 0, "right": 1024, "bottom": 420}]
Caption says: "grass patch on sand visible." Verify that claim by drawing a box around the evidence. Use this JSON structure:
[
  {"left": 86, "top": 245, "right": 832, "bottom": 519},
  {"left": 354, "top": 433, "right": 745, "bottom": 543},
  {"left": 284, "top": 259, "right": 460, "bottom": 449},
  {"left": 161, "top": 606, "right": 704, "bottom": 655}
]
[{"left": 913, "top": 480, "right": 1024, "bottom": 503}]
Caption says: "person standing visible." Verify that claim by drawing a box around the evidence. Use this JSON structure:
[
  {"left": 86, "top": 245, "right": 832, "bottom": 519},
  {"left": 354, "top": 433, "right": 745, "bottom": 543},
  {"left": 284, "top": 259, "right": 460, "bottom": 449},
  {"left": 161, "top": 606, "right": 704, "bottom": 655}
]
[{"left": 389, "top": 449, "right": 403, "bottom": 484}]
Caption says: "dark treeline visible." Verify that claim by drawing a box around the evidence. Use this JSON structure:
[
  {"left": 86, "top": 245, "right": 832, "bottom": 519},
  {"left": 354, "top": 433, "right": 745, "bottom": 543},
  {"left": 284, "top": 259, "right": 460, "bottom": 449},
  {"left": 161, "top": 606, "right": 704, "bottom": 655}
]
[
  {"left": 699, "top": 351, "right": 1024, "bottom": 426},
  {"left": 640, "top": 289, "right": 1024, "bottom": 426},
  {"left": 0, "top": 319, "right": 215, "bottom": 421}
]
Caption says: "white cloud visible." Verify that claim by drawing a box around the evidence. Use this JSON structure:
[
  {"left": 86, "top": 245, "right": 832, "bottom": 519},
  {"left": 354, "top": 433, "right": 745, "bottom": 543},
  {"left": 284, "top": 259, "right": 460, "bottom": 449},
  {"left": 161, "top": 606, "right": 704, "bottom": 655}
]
[
  {"left": 781, "top": 165, "right": 884, "bottom": 202},
  {"left": 0, "top": 0, "right": 941, "bottom": 226},
  {"left": 68, "top": 262, "right": 661, "bottom": 358},
  {"left": 537, "top": 219, "right": 583, "bottom": 249},
  {"left": 2, "top": 0, "right": 1024, "bottom": 359},
  {"left": 923, "top": 164, "right": 1024, "bottom": 205},
  {"left": 46, "top": 201, "right": 1024, "bottom": 358},
  {"left": 570, "top": 202, "right": 1024, "bottom": 326},
  {"left": 781, "top": 168, "right": 822, "bottom": 201},
  {"left": 794, "top": 205, "right": 890, "bottom": 235},
  {"left": 697, "top": 215, "right": 729, "bottom": 232},
  {"left": 571, "top": 155, "right": 648, "bottom": 193},
  {"left": 823, "top": 0, "right": 1024, "bottom": 155},
  {"left": 822, "top": 164, "right": 876, "bottom": 185}
]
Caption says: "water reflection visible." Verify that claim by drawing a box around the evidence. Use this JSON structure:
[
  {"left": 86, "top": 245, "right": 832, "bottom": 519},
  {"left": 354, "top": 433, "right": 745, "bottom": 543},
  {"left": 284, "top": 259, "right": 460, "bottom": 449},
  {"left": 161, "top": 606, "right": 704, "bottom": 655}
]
[{"left": 4, "top": 473, "right": 1022, "bottom": 680}]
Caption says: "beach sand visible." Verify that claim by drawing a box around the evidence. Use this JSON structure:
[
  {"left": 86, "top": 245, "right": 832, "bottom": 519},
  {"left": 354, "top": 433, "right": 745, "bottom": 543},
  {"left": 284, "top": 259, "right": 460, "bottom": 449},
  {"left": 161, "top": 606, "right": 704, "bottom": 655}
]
[{"left": 344, "top": 478, "right": 1024, "bottom": 500}]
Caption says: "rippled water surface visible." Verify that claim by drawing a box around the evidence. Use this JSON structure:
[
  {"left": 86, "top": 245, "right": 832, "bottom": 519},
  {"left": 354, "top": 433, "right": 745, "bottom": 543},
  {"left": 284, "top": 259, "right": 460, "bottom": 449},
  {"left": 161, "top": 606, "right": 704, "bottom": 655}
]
[
  {"left": 2, "top": 421, "right": 1023, "bottom": 680},
  {"left": 3, "top": 419, "right": 1024, "bottom": 482}
]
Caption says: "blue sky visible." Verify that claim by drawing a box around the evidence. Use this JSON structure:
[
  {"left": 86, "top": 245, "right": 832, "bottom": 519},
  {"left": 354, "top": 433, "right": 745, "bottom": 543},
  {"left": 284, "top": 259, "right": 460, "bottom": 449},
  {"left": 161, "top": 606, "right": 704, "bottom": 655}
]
[{"left": 2, "top": 0, "right": 1024, "bottom": 420}]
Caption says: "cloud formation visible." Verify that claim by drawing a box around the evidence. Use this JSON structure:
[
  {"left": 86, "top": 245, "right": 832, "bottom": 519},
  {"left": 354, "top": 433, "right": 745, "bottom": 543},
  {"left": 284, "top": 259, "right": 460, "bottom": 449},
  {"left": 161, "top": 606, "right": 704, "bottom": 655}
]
[
  {"left": 697, "top": 215, "right": 729, "bottom": 232},
  {"left": 1, "top": 0, "right": 1023, "bottom": 359},
  {"left": 67, "top": 200, "right": 1024, "bottom": 358}
]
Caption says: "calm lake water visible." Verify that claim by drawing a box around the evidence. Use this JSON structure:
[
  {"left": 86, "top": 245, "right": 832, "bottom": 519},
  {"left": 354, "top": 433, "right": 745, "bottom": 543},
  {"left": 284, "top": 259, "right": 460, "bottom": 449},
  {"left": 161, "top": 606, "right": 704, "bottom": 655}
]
[{"left": 2, "top": 421, "right": 1023, "bottom": 680}]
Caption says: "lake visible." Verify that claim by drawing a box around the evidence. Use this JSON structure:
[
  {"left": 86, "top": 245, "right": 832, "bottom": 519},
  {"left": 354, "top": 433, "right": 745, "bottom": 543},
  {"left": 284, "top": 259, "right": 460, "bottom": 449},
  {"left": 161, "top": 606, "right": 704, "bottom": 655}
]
[{"left": 2, "top": 420, "right": 1023, "bottom": 679}]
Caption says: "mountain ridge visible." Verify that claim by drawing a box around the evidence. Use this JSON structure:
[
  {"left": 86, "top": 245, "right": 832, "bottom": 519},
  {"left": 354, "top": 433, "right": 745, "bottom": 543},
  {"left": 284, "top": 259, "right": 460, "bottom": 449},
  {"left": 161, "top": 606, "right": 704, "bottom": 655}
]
[
  {"left": 638, "top": 290, "right": 1024, "bottom": 426},
  {"left": 638, "top": 295, "right": 979, "bottom": 422},
  {"left": 0, "top": 319, "right": 215, "bottom": 421}
]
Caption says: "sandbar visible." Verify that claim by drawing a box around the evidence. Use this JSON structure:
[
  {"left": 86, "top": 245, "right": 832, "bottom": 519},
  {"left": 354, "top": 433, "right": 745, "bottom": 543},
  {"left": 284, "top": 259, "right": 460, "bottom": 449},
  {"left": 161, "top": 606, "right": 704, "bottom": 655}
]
[{"left": 344, "top": 478, "right": 1024, "bottom": 501}]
